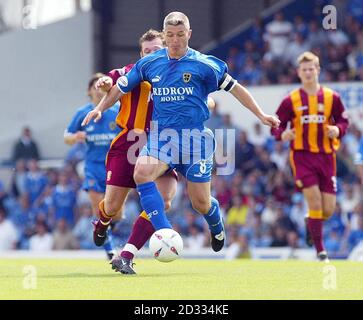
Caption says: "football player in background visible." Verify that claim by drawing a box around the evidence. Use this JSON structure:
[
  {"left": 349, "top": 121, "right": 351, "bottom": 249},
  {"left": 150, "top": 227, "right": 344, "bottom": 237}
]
[
  {"left": 272, "top": 51, "right": 349, "bottom": 262},
  {"left": 64, "top": 73, "right": 120, "bottom": 260}
]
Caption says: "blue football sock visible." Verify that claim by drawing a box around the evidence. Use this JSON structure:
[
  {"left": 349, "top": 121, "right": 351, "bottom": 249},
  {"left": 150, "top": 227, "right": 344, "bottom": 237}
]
[
  {"left": 103, "top": 228, "right": 114, "bottom": 253},
  {"left": 137, "top": 181, "right": 172, "bottom": 230},
  {"left": 203, "top": 197, "right": 223, "bottom": 235}
]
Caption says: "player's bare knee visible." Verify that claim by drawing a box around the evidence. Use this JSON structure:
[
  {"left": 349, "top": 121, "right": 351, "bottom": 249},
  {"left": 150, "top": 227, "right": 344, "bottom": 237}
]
[
  {"left": 164, "top": 200, "right": 172, "bottom": 212},
  {"left": 104, "top": 201, "right": 122, "bottom": 218},
  {"left": 191, "top": 199, "right": 210, "bottom": 214},
  {"left": 306, "top": 197, "right": 322, "bottom": 211},
  {"left": 323, "top": 205, "right": 335, "bottom": 219},
  {"left": 133, "top": 166, "right": 152, "bottom": 184}
]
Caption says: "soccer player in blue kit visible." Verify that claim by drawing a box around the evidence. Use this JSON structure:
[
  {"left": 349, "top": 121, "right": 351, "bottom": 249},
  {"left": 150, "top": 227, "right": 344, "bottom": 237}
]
[
  {"left": 64, "top": 73, "right": 120, "bottom": 259},
  {"left": 355, "top": 136, "right": 363, "bottom": 186},
  {"left": 83, "top": 12, "right": 280, "bottom": 252}
]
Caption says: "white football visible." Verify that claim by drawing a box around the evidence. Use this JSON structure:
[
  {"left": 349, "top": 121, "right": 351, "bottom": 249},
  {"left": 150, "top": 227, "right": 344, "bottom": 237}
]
[{"left": 149, "top": 228, "right": 183, "bottom": 262}]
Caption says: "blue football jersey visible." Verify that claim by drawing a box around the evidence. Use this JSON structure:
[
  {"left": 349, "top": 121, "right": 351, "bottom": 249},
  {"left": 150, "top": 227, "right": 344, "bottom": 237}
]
[
  {"left": 116, "top": 48, "right": 228, "bottom": 130},
  {"left": 355, "top": 137, "right": 363, "bottom": 165},
  {"left": 66, "top": 103, "right": 120, "bottom": 166}
]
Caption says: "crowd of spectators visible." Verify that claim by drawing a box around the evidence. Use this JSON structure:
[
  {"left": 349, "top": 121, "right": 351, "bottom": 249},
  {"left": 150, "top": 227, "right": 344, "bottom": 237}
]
[
  {"left": 1, "top": 1, "right": 363, "bottom": 259},
  {"left": 0, "top": 109, "right": 362, "bottom": 259},
  {"left": 226, "top": 1, "right": 363, "bottom": 86}
]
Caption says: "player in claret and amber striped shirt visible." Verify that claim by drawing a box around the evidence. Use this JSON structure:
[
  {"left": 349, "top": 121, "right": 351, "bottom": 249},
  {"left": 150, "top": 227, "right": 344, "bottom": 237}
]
[{"left": 272, "top": 51, "right": 349, "bottom": 262}]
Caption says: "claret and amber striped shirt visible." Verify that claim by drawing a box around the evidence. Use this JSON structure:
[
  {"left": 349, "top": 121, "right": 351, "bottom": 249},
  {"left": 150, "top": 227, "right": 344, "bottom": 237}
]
[
  {"left": 108, "top": 65, "right": 153, "bottom": 133},
  {"left": 271, "top": 86, "right": 349, "bottom": 154}
]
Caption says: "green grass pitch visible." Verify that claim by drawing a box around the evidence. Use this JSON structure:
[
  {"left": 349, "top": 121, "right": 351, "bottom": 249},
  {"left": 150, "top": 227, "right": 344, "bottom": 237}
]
[{"left": 1, "top": 258, "right": 362, "bottom": 299}]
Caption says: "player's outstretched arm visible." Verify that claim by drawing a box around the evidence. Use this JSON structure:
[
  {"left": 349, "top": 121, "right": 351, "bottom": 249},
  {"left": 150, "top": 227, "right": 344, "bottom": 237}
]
[
  {"left": 82, "top": 85, "right": 123, "bottom": 126},
  {"left": 64, "top": 131, "right": 86, "bottom": 145},
  {"left": 230, "top": 83, "right": 280, "bottom": 128},
  {"left": 95, "top": 76, "right": 113, "bottom": 93}
]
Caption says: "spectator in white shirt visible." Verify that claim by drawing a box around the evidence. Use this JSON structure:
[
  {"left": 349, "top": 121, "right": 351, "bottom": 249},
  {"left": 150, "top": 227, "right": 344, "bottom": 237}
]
[
  {"left": 0, "top": 206, "right": 17, "bottom": 251},
  {"left": 264, "top": 11, "right": 293, "bottom": 60},
  {"left": 29, "top": 220, "right": 53, "bottom": 251}
]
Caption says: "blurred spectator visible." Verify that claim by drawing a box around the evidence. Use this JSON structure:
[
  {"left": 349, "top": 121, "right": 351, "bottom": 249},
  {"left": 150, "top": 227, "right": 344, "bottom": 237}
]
[
  {"left": 9, "top": 159, "right": 27, "bottom": 197},
  {"left": 64, "top": 142, "right": 87, "bottom": 166},
  {"left": 270, "top": 141, "right": 288, "bottom": 171},
  {"left": 348, "top": 201, "right": 363, "bottom": 232},
  {"left": 326, "top": 29, "right": 349, "bottom": 47},
  {"left": 29, "top": 220, "right": 53, "bottom": 251},
  {"left": 325, "top": 230, "right": 342, "bottom": 256},
  {"left": 52, "top": 218, "right": 79, "bottom": 250},
  {"left": 73, "top": 204, "right": 97, "bottom": 249},
  {"left": 348, "top": 215, "right": 363, "bottom": 252},
  {"left": 226, "top": 46, "right": 245, "bottom": 77},
  {"left": 235, "top": 131, "right": 256, "bottom": 175},
  {"left": 246, "top": 211, "right": 272, "bottom": 247},
  {"left": 239, "top": 57, "right": 262, "bottom": 85},
  {"left": 293, "top": 15, "right": 309, "bottom": 39},
  {"left": 325, "top": 44, "right": 349, "bottom": 80},
  {"left": 356, "top": 136, "right": 363, "bottom": 186},
  {"left": 0, "top": 205, "right": 17, "bottom": 250},
  {"left": 24, "top": 159, "right": 48, "bottom": 206},
  {"left": 185, "top": 224, "right": 205, "bottom": 250},
  {"left": 11, "top": 127, "right": 40, "bottom": 163},
  {"left": 263, "top": 11, "right": 293, "bottom": 60},
  {"left": 225, "top": 231, "right": 251, "bottom": 259},
  {"left": 342, "top": 124, "right": 362, "bottom": 158},
  {"left": 254, "top": 148, "right": 278, "bottom": 177},
  {"left": 287, "top": 230, "right": 301, "bottom": 249},
  {"left": 51, "top": 171, "right": 77, "bottom": 226},
  {"left": 0, "top": 180, "right": 8, "bottom": 208},
  {"left": 306, "top": 20, "right": 327, "bottom": 49},
  {"left": 6, "top": 194, "right": 34, "bottom": 249},
  {"left": 204, "top": 102, "right": 224, "bottom": 132},
  {"left": 324, "top": 203, "right": 347, "bottom": 239},
  {"left": 285, "top": 33, "right": 310, "bottom": 66},
  {"left": 248, "top": 122, "right": 266, "bottom": 148},
  {"left": 270, "top": 224, "right": 288, "bottom": 247},
  {"left": 249, "top": 16, "right": 264, "bottom": 50},
  {"left": 289, "top": 193, "right": 307, "bottom": 233},
  {"left": 347, "top": 0, "right": 363, "bottom": 24},
  {"left": 212, "top": 176, "right": 232, "bottom": 211},
  {"left": 226, "top": 195, "right": 249, "bottom": 227},
  {"left": 339, "top": 182, "right": 361, "bottom": 217}
]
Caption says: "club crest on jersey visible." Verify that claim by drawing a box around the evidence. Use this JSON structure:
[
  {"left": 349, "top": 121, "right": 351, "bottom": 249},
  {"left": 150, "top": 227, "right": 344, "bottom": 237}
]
[
  {"left": 183, "top": 73, "right": 192, "bottom": 83},
  {"left": 318, "top": 103, "right": 324, "bottom": 112},
  {"left": 109, "top": 121, "right": 117, "bottom": 131}
]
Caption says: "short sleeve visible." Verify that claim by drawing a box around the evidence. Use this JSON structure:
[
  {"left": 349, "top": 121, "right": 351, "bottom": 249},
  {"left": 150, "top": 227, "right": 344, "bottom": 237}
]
[
  {"left": 116, "top": 61, "right": 144, "bottom": 94},
  {"left": 108, "top": 64, "right": 134, "bottom": 85},
  {"left": 202, "top": 55, "right": 228, "bottom": 94},
  {"left": 66, "top": 108, "right": 86, "bottom": 134}
]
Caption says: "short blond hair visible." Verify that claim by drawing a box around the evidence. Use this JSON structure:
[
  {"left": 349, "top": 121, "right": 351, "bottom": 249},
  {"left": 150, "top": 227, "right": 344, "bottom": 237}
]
[
  {"left": 297, "top": 51, "right": 320, "bottom": 67},
  {"left": 163, "top": 11, "right": 190, "bottom": 30}
]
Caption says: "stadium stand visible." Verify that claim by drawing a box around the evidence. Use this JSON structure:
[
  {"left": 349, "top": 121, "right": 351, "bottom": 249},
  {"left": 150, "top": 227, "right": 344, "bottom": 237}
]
[{"left": 0, "top": 0, "right": 362, "bottom": 260}]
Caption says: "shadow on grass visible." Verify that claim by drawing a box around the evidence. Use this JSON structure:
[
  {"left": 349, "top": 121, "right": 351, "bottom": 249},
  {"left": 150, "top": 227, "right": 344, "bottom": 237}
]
[
  {"left": 38, "top": 272, "right": 195, "bottom": 279},
  {"left": 39, "top": 273, "right": 119, "bottom": 278}
]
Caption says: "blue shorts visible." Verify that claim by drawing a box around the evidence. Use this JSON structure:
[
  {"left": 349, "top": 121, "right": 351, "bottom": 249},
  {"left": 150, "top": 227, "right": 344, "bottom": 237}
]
[
  {"left": 140, "top": 126, "right": 216, "bottom": 182},
  {"left": 83, "top": 162, "right": 106, "bottom": 193},
  {"left": 355, "top": 139, "right": 363, "bottom": 165}
]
